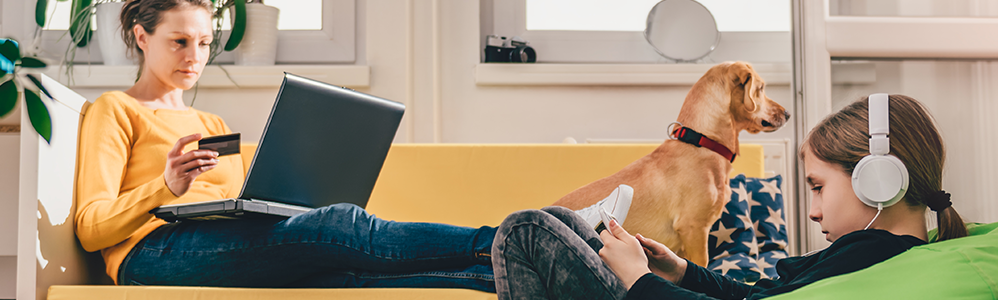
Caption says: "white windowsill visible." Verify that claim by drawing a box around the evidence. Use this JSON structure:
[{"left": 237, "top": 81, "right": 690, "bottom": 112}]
[
  {"left": 475, "top": 63, "right": 793, "bottom": 86},
  {"left": 474, "top": 62, "right": 876, "bottom": 86},
  {"left": 41, "top": 65, "right": 371, "bottom": 88}
]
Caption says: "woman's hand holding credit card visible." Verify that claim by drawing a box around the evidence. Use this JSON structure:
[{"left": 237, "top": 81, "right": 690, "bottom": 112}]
[{"left": 198, "top": 133, "right": 241, "bottom": 156}]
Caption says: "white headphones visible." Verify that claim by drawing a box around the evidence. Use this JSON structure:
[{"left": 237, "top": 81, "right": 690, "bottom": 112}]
[{"left": 851, "top": 93, "right": 909, "bottom": 208}]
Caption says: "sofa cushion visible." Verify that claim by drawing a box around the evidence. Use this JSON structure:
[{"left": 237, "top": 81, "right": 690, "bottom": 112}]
[
  {"left": 707, "top": 253, "right": 764, "bottom": 283},
  {"left": 745, "top": 175, "right": 788, "bottom": 279},
  {"left": 709, "top": 174, "right": 791, "bottom": 282},
  {"left": 707, "top": 174, "right": 761, "bottom": 282}
]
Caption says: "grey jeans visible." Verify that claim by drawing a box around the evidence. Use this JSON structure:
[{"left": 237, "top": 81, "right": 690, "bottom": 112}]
[{"left": 493, "top": 206, "right": 628, "bottom": 300}]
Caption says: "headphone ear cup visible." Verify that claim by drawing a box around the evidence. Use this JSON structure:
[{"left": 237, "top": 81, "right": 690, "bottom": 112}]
[{"left": 852, "top": 154, "right": 909, "bottom": 208}]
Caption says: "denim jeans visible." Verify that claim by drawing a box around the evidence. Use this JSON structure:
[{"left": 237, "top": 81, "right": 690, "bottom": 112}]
[
  {"left": 118, "top": 203, "right": 497, "bottom": 292},
  {"left": 492, "top": 206, "right": 627, "bottom": 300}
]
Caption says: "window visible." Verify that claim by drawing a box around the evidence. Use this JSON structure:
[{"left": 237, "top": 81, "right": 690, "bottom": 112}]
[
  {"left": 486, "top": 0, "right": 791, "bottom": 63},
  {"left": 526, "top": 0, "right": 789, "bottom": 32},
  {"left": 43, "top": 0, "right": 324, "bottom": 31},
  {"left": 26, "top": 0, "right": 355, "bottom": 64}
]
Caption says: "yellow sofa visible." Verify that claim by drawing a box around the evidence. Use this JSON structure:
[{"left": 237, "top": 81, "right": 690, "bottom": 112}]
[{"left": 46, "top": 143, "right": 764, "bottom": 300}]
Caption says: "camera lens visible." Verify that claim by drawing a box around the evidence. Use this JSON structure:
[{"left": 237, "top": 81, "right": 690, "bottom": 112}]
[{"left": 511, "top": 46, "right": 536, "bottom": 63}]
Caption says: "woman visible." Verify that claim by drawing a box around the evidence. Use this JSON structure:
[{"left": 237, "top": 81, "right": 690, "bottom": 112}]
[
  {"left": 492, "top": 94, "right": 968, "bottom": 299},
  {"left": 76, "top": 0, "right": 503, "bottom": 288}
]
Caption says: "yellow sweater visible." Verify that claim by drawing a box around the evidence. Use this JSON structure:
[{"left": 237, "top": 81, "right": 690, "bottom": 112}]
[{"left": 75, "top": 91, "right": 244, "bottom": 283}]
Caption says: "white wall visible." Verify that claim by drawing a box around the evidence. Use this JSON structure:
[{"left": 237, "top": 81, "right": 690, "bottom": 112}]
[{"left": 0, "top": 134, "right": 17, "bottom": 299}]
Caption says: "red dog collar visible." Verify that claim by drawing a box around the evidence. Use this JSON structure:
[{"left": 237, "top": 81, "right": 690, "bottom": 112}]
[{"left": 671, "top": 126, "right": 736, "bottom": 163}]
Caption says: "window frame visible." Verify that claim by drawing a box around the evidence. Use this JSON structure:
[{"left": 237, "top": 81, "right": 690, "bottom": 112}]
[
  {"left": 5, "top": 0, "right": 355, "bottom": 64},
  {"left": 486, "top": 0, "right": 791, "bottom": 64}
]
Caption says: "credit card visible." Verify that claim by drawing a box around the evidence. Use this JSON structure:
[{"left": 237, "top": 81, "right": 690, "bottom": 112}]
[{"left": 198, "top": 133, "right": 240, "bottom": 157}]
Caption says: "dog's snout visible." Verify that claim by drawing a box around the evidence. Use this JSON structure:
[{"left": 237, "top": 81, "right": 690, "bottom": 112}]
[{"left": 784, "top": 110, "right": 791, "bottom": 120}]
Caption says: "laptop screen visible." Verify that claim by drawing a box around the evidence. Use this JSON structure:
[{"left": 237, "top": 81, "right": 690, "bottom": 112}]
[{"left": 239, "top": 73, "right": 405, "bottom": 209}]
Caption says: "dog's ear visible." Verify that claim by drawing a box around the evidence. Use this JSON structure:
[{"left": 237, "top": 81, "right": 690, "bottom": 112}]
[{"left": 731, "top": 62, "right": 759, "bottom": 113}]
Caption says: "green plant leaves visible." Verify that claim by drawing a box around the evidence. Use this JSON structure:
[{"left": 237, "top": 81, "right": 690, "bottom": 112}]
[
  {"left": 0, "top": 39, "right": 19, "bottom": 76},
  {"left": 70, "top": 0, "right": 93, "bottom": 48},
  {"left": 0, "top": 80, "right": 17, "bottom": 118},
  {"left": 25, "top": 74, "right": 54, "bottom": 101},
  {"left": 20, "top": 57, "right": 47, "bottom": 69},
  {"left": 0, "top": 57, "right": 12, "bottom": 76},
  {"left": 24, "top": 89, "right": 52, "bottom": 143},
  {"left": 224, "top": 0, "right": 246, "bottom": 51},
  {"left": 0, "top": 39, "right": 21, "bottom": 64},
  {"left": 36, "top": 0, "right": 50, "bottom": 28},
  {"left": 36, "top": 0, "right": 50, "bottom": 27},
  {"left": 0, "top": 37, "right": 54, "bottom": 142}
]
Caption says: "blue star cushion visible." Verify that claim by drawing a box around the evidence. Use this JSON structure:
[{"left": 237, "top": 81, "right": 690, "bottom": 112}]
[
  {"left": 706, "top": 252, "right": 764, "bottom": 283},
  {"left": 707, "top": 174, "right": 759, "bottom": 282},
  {"left": 745, "top": 175, "right": 789, "bottom": 279}
]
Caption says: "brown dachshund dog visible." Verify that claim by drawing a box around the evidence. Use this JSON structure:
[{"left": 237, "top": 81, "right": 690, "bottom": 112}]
[{"left": 553, "top": 61, "right": 790, "bottom": 267}]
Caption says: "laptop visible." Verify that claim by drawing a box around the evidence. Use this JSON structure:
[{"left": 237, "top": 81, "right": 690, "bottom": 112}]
[{"left": 151, "top": 73, "right": 405, "bottom": 222}]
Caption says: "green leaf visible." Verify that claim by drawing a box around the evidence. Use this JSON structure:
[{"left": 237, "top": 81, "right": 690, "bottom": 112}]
[
  {"left": 224, "top": 0, "right": 246, "bottom": 51},
  {"left": 0, "top": 56, "right": 13, "bottom": 76},
  {"left": 69, "top": 0, "right": 93, "bottom": 48},
  {"left": 24, "top": 89, "right": 52, "bottom": 143},
  {"left": 25, "top": 74, "right": 54, "bottom": 102},
  {"left": 0, "top": 80, "right": 17, "bottom": 118},
  {"left": 0, "top": 39, "right": 20, "bottom": 63},
  {"left": 36, "top": 0, "right": 50, "bottom": 27},
  {"left": 20, "top": 57, "right": 47, "bottom": 68}
]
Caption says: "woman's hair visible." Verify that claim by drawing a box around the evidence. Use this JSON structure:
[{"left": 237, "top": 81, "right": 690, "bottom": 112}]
[
  {"left": 120, "top": 0, "right": 213, "bottom": 68},
  {"left": 801, "top": 94, "right": 967, "bottom": 242}
]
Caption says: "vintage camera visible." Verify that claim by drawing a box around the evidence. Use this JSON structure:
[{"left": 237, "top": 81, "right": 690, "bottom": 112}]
[{"left": 484, "top": 35, "right": 537, "bottom": 63}]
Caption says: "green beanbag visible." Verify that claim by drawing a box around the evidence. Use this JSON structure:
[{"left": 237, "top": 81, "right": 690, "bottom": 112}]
[{"left": 768, "top": 222, "right": 998, "bottom": 300}]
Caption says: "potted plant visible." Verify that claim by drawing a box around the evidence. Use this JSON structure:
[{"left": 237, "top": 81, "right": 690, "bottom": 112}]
[
  {"left": 34, "top": 0, "right": 124, "bottom": 82},
  {"left": 0, "top": 38, "right": 54, "bottom": 143},
  {"left": 36, "top": 0, "right": 275, "bottom": 67},
  {"left": 213, "top": 0, "right": 280, "bottom": 65}
]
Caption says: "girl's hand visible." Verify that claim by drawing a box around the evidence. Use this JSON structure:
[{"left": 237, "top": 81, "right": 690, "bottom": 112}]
[
  {"left": 164, "top": 133, "right": 218, "bottom": 196},
  {"left": 599, "top": 219, "right": 652, "bottom": 290},
  {"left": 636, "top": 233, "right": 688, "bottom": 284}
]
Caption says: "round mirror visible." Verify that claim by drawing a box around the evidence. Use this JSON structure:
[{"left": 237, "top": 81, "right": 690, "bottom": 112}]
[{"left": 644, "top": 0, "right": 719, "bottom": 62}]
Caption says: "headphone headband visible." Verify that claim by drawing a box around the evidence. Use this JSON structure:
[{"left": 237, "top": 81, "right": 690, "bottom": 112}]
[
  {"left": 852, "top": 93, "right": 908, "bottom": 209},
  {"left": 868, "top": 93, "right": 890, "bottom": 156}
]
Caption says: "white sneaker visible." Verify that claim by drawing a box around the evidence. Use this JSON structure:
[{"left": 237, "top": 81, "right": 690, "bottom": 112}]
[{"left": 574, "top": 184, "right": 633, "bottom": 231}]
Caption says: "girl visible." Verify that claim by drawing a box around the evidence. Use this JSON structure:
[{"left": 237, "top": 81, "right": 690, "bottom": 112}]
[{"left": 492, "top": 94, "right": 967, "bottom": 299}]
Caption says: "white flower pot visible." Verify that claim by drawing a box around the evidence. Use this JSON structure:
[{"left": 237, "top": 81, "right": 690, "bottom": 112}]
[
  {"left": 232, "top": 3, "right": 280, "bottom": 65},
  {"left": 96, "top": 2, "right": 133, "bottom": 65}
]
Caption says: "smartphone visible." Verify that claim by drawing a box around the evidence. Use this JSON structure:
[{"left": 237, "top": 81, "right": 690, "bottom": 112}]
[{"left": 594, "top": 207, "right": 617, "bottom": 233}]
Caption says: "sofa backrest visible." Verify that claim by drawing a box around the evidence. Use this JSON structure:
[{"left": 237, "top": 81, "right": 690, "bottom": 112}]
[
  {"left": 240, "top": 143, "right": 765, "bottom": 227},
  {"left": 17, "top": 75, "right": 106, "bottom": 300}
]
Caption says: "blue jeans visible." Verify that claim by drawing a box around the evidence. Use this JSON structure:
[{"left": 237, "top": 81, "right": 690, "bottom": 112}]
[
  {"left": 118, "top": 203, "right": 497, "bottom": 292},
  {"left": 492, "top": 206, "right": 627, "bottom": 300}
]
